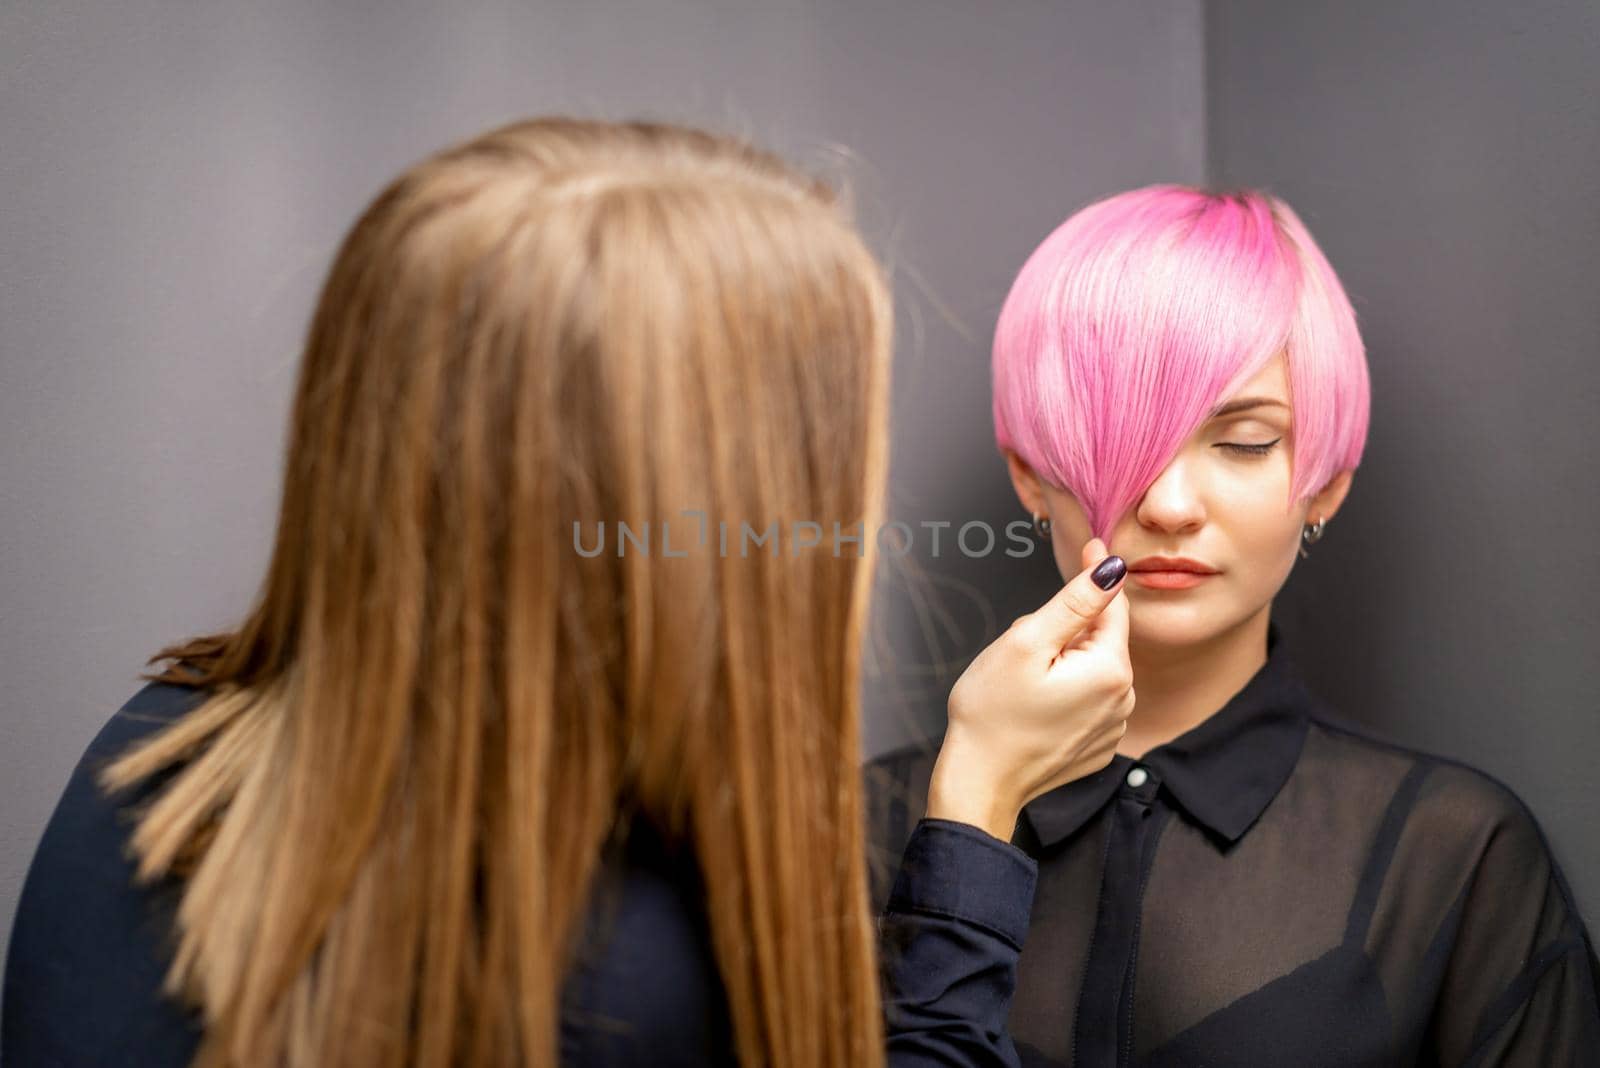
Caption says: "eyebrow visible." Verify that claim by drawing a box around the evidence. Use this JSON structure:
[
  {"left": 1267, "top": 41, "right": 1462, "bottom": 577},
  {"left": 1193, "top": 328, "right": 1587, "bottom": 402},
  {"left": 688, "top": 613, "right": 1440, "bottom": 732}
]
[{"left": 1209, "top": 396, "right": 1291, "bottom": 419}]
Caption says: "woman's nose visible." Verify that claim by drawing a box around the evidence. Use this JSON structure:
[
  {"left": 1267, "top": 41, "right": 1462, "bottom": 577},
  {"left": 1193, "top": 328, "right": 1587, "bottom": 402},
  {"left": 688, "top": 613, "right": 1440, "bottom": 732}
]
[{"left": 1135, "top": 458, "right": 1206, "bottom": 533}]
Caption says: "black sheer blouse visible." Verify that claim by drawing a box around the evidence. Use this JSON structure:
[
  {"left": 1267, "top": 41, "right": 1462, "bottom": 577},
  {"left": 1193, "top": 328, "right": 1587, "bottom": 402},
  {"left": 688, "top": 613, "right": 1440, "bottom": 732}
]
[{"left": 866, "top": 621, "right": 1600, "bottom": 1066}]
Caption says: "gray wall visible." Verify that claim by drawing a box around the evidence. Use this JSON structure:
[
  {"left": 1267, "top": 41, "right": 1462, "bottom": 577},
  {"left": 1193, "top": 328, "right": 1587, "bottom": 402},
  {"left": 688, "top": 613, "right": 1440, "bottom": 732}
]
[
  {"left": 0, "top": 0, "right": 1205, "bottom": 962},
  {"left": 1208, "top": 0, "right": 1600, "bottom": 924}
]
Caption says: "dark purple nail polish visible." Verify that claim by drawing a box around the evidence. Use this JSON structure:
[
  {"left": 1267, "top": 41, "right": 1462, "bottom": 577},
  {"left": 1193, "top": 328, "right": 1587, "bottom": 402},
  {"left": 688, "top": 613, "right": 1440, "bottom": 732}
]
[{"left": 1091, "top": 555, "right": 1127, "bottom": 590}]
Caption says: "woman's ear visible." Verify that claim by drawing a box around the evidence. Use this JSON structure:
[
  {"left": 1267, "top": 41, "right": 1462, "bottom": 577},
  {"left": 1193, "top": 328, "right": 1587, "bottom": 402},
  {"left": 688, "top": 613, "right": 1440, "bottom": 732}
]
[
  {"left": 1309, "top": 469, "right": 1355, "bottom": 523},
  {"left": 1003, "top": 448, "right": 1047, "bottom": 517}
]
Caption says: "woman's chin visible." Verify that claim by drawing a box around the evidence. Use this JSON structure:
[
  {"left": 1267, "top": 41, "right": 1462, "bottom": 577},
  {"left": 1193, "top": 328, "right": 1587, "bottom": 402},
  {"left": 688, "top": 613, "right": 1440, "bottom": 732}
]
[{"left": 1127, "top": 605, "right": 1223, "bottom": 649}]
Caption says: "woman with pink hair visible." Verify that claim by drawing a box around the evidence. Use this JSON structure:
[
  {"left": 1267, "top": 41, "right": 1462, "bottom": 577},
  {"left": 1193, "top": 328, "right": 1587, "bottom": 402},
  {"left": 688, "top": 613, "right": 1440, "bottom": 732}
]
[{"left": 869, "top": 185, "right": 1600, "bottom": 1066}]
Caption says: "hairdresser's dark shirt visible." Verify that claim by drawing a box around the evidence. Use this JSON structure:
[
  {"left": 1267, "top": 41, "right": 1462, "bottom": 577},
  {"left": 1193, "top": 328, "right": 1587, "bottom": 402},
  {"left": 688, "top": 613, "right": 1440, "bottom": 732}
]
[
  {"left": 2, "top": 681, "right": 1040, "bottom": 1066},
  {"left": 868, "top": 621, "right": 1600, "bottom": 1066}
]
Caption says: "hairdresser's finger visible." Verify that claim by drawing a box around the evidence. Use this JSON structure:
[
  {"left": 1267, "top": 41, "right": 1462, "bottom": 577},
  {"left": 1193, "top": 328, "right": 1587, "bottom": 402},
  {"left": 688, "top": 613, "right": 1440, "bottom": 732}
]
[
  {"left": 1082, "top": 557, "right": 1131, "bottom": 656},
  {"left": 1018, "top": 537, "right": 1127, "bottom": 651},
  {"left": 1074, "top": 535, "right": 1131, "bottom": 657},
  {"left": 1070, "top": 535, "right": 1130, "bottom": 657},
  {"left": 1079, "top": 534, "right": 1104, "bottom": 578}
]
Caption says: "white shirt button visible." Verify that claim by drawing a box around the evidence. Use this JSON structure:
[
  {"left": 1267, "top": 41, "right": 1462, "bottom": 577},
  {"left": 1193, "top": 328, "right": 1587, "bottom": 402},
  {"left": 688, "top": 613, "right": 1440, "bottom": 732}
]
[{"left": 1126, "top": 766, "right": 1149, "bottom": 788}]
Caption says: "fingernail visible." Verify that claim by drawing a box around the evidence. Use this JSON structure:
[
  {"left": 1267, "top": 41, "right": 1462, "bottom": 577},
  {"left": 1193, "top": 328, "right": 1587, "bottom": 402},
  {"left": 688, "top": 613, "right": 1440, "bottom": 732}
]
[{"left": 1091, "top": 555, "right": 1127, "bottom": 590}]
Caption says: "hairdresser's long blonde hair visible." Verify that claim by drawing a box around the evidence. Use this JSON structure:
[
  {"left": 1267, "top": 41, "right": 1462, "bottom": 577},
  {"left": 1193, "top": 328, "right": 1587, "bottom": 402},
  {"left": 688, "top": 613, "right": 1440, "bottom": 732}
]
[{"left": 101, "top": 117, "right": 893, "bottom": 1067}]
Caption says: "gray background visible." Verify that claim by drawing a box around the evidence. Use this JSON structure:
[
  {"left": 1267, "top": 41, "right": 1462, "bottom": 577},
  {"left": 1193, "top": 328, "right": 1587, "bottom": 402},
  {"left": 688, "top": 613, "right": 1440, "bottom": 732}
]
[{"left": 2, "top": 0, "right": 1594, "bottom": 993}]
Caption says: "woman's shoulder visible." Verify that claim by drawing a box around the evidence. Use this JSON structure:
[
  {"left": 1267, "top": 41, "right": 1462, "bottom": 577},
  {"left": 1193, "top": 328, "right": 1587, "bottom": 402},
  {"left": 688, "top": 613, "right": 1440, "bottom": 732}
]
[
  {"left": 1303, "top": 704, "right": 1600, "bottom": 1025},
  {"left": 2, "top": 680, "right": 209, "bottom": 1063},
  {"left": 86, "top": 678, "right": 210, "bottom": 757},
  {"left": 41, "top": 678, "right": 211, "bottom": 842},
  {"left": 1303, "top": 708, "right": 1540, "bottom": 822},
  {"left": 1299, "top": 707, "right": 1575, "bottom": 888},
  {"left": 23, "top": 677, "right": 209, "bottom": 870}
]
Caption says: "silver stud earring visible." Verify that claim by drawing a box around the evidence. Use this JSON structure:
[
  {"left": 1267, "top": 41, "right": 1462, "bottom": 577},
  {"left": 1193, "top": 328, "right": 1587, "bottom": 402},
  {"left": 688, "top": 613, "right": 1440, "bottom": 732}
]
[
  {"left": 1299, "top": 516, "right": 1326, "bottom": 559},
  {"left": 1032, "top": 512, "right": 1053, "bottom": 539}
]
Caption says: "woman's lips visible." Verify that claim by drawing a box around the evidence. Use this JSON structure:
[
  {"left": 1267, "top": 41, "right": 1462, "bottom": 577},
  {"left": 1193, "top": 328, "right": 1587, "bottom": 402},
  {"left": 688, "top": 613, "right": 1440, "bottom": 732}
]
[{"left": 1129, "top": 570, "right": 1216, "bottom": 590}]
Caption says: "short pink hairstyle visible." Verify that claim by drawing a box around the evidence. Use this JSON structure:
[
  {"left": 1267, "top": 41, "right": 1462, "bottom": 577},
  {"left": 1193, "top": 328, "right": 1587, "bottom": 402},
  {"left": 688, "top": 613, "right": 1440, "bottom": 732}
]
[{"left": 992, "top": 185, "right": 1370, "bottom": 543}]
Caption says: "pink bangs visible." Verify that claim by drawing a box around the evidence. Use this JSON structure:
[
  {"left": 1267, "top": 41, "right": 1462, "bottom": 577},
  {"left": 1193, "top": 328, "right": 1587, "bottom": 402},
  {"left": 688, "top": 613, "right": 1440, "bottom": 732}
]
[{"left": 992, "top": 185, "right": 1370, "bottom": 542}]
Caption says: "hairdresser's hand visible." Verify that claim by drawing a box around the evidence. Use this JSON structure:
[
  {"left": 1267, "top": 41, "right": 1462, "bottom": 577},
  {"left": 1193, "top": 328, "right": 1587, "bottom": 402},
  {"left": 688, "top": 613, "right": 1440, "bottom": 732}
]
[{"left": 926, "top": 537, "right": 1133, "bottom": 841}]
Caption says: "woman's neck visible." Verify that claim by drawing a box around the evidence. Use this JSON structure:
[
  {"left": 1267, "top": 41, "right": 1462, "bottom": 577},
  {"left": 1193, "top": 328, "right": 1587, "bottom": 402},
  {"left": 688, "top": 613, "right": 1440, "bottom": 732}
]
[{"left": 1117, "top": 606, "right": 1272, "bottom": 760}]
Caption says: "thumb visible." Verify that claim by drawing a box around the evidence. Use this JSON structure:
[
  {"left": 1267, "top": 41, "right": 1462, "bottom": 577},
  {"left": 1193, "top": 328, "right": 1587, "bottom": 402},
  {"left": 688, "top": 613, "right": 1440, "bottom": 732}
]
[
  {"left": 1080, "top": 535, "right": 1104, "bottom": 573},
  {"left": 1023, "top": 537, "right": 1128, "bottom": 651}
]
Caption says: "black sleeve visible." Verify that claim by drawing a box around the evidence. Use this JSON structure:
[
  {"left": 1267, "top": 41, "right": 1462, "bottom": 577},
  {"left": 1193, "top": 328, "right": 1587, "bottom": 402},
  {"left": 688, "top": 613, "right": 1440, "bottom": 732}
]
[
  {"left": 1, "top": 684, "right": 204, "bottom": 1067},
  {"left": 880, "top": 818, "right": 1038, "bottom": 1068},
  {"left": 1424, "top": 783, "right": 1600, "bottom": 1066}
]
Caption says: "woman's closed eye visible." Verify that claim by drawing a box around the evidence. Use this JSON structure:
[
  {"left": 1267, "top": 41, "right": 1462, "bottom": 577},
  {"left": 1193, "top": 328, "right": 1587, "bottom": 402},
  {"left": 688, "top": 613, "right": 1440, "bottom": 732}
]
[{"left": 1217, "top": 436, "right": 1282, "bottom": 456}]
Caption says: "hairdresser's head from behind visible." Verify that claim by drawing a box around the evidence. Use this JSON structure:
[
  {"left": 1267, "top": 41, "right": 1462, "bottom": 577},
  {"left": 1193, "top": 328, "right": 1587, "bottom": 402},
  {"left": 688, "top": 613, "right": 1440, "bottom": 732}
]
[
  {"left": 103, "top": 118, "right": 893, "bottom": 1067},
  {"left": 995, "top": 185, "right": 1369, "bottom": 653}
]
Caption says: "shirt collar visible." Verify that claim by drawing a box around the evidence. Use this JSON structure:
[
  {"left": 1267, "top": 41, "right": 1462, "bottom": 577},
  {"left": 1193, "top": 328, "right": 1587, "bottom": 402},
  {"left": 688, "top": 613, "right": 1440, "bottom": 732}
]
[{"left": 1020, "top": 620, "right": 1313, "bottom": 850}]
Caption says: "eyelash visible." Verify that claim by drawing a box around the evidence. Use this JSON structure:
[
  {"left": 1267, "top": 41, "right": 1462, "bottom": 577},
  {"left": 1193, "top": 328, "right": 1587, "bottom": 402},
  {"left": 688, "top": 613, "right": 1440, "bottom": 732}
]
[{"left": 1219, "top": 437, "right": 1282, "bottom": 456}]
